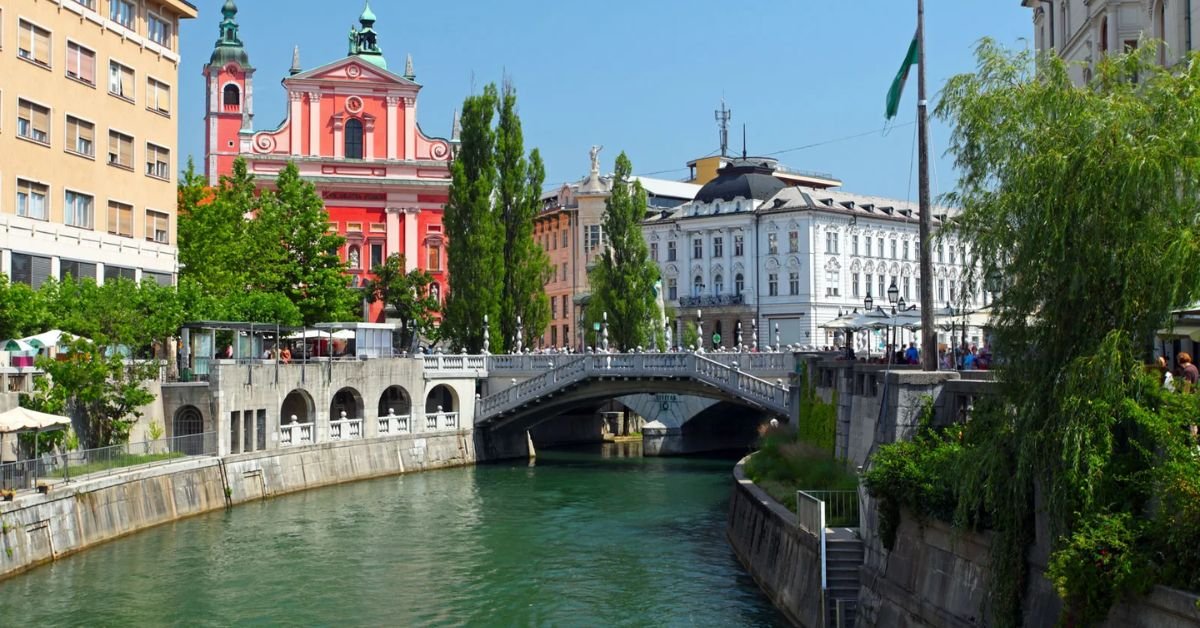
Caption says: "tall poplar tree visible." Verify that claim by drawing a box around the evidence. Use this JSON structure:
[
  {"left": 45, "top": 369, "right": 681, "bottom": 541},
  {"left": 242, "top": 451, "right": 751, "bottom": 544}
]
[
  {"left": 496, "top": 82, "right": 552, "bottom": 350},
  {"left": 586, "top": 152, "right": 660, "bottom": 351},
  {"left": 443, "top": 85, "right": 501, "bottom": 352}
]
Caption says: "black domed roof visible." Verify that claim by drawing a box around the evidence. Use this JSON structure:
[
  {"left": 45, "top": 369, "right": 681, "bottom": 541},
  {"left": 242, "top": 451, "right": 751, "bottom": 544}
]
[{"left": 694, "top": 158, "right": 785, "bottom": 204}]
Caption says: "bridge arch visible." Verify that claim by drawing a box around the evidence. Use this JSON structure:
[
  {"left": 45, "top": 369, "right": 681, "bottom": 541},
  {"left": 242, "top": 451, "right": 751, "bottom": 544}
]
[
  {"left": 281, "top": 389, "right": 315, "bottom": 425},
  {"left": 378, "top": 385, "right": 412, "bottom": 417},
  {"left": 330, "top": 387, "right": 364, "bottom": 421},
  {"left": 426, "top": 384, "right": 457, "bottom": 414}
]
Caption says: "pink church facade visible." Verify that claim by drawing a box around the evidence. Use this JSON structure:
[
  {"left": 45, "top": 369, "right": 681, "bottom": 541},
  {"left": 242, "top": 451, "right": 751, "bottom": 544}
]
[{"left": 202, "top": 2, "right": 454, "bottom": 322}]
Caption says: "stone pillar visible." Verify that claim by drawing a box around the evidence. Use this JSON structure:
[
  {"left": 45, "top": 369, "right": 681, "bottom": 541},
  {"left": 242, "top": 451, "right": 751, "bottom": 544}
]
[
  {"left": 49, "top": 256, "right": 60, "bottom": 283},
  {"left": 703, "top": 230, "right": 713, "bottom": 296},
  {"left": 386, "top": 207, "right": 402, "bottom": 257},
  {"left": 724, "top": 227, "right": 734, "bottom": 295},
  {"left": 0, "top": 249, "right": 10, "bottom": 277},
  {"left": 249, "top": 411, "right": 258, "bottom": 452},
  {"left": 232, "top": 411, "right": 243, "bottom": 455},
  {"left": 307, "top": 92, "right": 321, "bottom": 157},
  {"left": 364, "top": 116, "right": 376, "bottom": 160},
  {"left": 403, "top": 96, "right": 416, "bottom": 160},
  {"left": 289, "top": 91, "right": 303, "bottom": 155},
  {"left": 385, "top": 96, "right": 400, "bottom": 160},
  {"left": 404, "top": 208, "right": 419, "bottom": 272}
]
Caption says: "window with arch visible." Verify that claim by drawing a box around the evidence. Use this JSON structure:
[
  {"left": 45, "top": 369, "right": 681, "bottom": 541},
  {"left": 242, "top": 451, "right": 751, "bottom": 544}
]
[
  {"left": 345, "top": 118, "right": 364, "bottom": 159},
  {"left": 735, "top": 273, "right": 745, "bottom": 295},
  {"left": 693, "top": 275, "right": 703, "bottom": 297},
  {"left": 223, "top": 84, "right": 240, "bottom": 110},
  {"left": 713, "top": 274, "right": 723, "bottom": 296}
]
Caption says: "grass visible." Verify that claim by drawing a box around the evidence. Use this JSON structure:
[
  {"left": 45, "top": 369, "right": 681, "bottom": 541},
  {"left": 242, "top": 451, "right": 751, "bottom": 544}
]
[
  {"left": 49, "top": 451, "right": 186, "bottom": 479},
  {"left": 745, "top": 427, "right": 859, "bottom": 514}
]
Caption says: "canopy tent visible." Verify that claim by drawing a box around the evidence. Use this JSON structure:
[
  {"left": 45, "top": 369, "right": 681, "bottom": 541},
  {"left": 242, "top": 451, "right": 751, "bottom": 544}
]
[
  {"left": 285, "top": 329, "right": 355, "bottom": 341},
  {"left": 0, "top": 407, "right": 70, "bottom": 434},
  {"left": 21, "top": 330, "right": 74, "bottom": 349},
  {"left": 1, "top": 339, "right": 35, "bottom": 353}
]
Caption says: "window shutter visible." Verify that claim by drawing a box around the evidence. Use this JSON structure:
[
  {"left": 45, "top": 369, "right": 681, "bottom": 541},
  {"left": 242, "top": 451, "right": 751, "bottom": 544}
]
[
  {"left": 32, "top": 106, "right": 48, "bottom": 136},
  {"left": 67, "top": 118, "right": 79, "bottom": 148},
  {"left": 33, "top": 28, "right": 50, "bottom": 64},
  {"left": 119, "top": 135, "right": 132, "bottom": 166},
  {"left": 82, "top": 50, "right": 95, "bottom": 83},
  {"left": 67, "top": 44, "right": 81, "bottom": 74},
  {"left": 30, "top": 255, "right": 52, "bottom": 289}
]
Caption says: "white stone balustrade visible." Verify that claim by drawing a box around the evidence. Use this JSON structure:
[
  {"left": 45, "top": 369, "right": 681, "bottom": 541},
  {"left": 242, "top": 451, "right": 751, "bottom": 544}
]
[
  {"left": 443, "top": 412, "right": 459, "bottom": 429},
  {"left": 378, "top": 410, "right": 411, "bottom": 435},
  {"left": 280, "top": 422, "right": 314, "bottom": 446}
]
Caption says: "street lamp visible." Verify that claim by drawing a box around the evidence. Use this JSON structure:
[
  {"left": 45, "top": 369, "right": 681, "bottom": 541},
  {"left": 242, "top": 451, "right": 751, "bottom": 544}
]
[
  {"left": 887, "top": 280, "right": 900, "bottom": 305},
  {"left": 864, "top": 292, "right": 874, "bottom": 311},
  {"left": 985, "top": 268, "right": 1003, "bottom": 296}
]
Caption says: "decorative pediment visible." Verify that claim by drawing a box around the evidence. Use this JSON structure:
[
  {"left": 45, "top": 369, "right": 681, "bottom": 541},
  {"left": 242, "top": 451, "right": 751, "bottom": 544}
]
[
  {"left": 765, "top": 257, "right": 781, "bottom": 270},
  {"left": 902, "top": 263, "right": 914, "bottom": 276},
  {"left": 888, "top": 262, "right": 900, "bottom": 274},
  {"left": 788, "top": 256, "right": 801, "bottom": 269},
  {"left": 712, "top": 263, "right": 725, "bottom": 275},
  {"left": 825, "top": 257, "right": 842, "bottom": 271},
  {"left": 850, "top": 259, "right": 862, "bottom": 272},
  {"left": 287, "top": 57, "right": 419, "bottom": 88},
  {"left": 766, "top": 220, "right": 779, "bottom": 232},
  {"left": 665, "top": 264, "right": 679, "bottom": 277},
  {"left": 864, "top": 261, "right": 876, "bottom": 273}
]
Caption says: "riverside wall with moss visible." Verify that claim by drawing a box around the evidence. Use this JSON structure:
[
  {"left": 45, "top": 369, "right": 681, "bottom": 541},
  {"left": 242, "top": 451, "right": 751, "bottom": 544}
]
[
  {"left": 726, "top": 454, "right": 824, "bottom": 628},
  {"left": 0, "top": 431, "right": 480, "bottom": 581}
]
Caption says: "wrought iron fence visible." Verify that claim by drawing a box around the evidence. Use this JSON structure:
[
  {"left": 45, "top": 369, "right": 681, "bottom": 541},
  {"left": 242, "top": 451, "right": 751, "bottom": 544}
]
[{"left": 0, "top": 432, "right": 217, "bottom": 491}]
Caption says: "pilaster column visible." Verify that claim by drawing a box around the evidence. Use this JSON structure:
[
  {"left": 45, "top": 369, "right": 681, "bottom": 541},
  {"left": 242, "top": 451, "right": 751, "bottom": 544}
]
[
  {"left": 404, "top": 207, "right": 419, "bottom": 271},
  {"left": 385, "top": 96, "right": 401, "bottom": 160},
  {"left": 703, "top": 230, "right": 714, "bottom": 296},
  {"left": 364, "top": 117, "right": 376, "bottom": 161},
  {"left": 306, "top": 92, "right": 321, "bottom": 157},
  {"left": 232, "top": 411, "right": 243, "bottom": 455},
  {"left": 724, "top": 227, "right": 733, "bottom": 295},
  {"left": 249, "top": 411, "right": 258, "bottom": 453},
  {"left": 403, "top": 96, "right": 416, "bottom": 160},
  {"left": 385, "top": 207, "right": 402, "bottom": 257},
  {"left": 332, "top": 114, "right": 345, "bottom": 160},
  {"left": 289, "top": 91, "right": 303, "bottom": 155}
]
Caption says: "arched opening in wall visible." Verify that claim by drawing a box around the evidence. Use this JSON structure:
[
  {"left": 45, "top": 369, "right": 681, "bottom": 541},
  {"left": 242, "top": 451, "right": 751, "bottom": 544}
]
[
  {"left": 713, "top": 274, "right": 724, "bottom": 296},
  {"left": 378, "top": 386, "right": 412, "bottom": 417},
  {"left": 1099, "top": 16, "right": 1109, "bottom": 54},
  {"left": 1155, "top": 0, "right": 1168, "bottom": 65},
  {"left": 223, "top": 84, "right": 241, "bottom": 111},
  {"left": 281, "top": 389, "right": 315, "bottom": 425},
  {"left": 330, "top": 387, "right": 364, "bottom": 421},
  {"left": 173, "top": 405, "right": 205, "bottom": 455},
  {"left": 735, "top": 273, "right": 744, "bottom": 296},
  {"left": 693, "top": 275, "right": 703, "bottom": 297},
  {"left": 345, "top": 118, "right": 364, "bottom": 159},
  {"left": 425, "top": 384, "right": 457, "bottom": 414}
]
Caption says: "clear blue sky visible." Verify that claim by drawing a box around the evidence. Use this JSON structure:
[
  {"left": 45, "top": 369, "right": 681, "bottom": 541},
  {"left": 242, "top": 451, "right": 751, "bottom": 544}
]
[{"left": 178, "top": 1, "right": 1032, "bottom": 201}]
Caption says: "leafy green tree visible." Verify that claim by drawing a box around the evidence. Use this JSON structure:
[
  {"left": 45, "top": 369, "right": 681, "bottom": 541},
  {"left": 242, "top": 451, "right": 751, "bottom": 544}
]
[
  {"left": 178, "top": 158, "right": 259, "bottom": 298},
  {"left": 932, "top": 41, "right": 1200, "bottom": 625},
  {"left": 495, "top": 82, "right": 552, "bottom": 350},
  {"left": 0, "top": 275, "right": 50, "bottom": 340},
  {"left": 28, "top": 338, "right": 157, "bottom": 448},
  {"left": 443, "top": 84, "right": 501, "bottom": 352},
  {"left": 254, "top": 163, "right": 356, "bottom": 325},
  {"left": 586, "top": 152, "right": 660, "bottom": 351},
  {"left": 364, "top": 254, "right": 440, "bottom": 350}
]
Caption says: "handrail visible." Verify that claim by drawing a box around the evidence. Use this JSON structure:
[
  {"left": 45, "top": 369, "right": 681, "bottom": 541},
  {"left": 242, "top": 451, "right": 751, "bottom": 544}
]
[{"left": 475, "top": 352, "right": 790, "bottom": 421}]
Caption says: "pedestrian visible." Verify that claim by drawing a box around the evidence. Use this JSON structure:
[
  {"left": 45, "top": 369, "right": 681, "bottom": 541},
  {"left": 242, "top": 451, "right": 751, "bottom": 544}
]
[
  {"left": 1178, "top": 352, "right": 1199, "bottom": 390},
  {"left": 904, "top": 342, "right": 919, "bottom": 365},
  {"left": 1158, "top": 356, "right": 1175, "bottom": 391},
  {"left": 280, "top": 346, "right": 292, "bottom": 364}
]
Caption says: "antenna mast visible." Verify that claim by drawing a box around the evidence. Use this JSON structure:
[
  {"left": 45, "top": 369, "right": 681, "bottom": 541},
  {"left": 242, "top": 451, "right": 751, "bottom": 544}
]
[{"left": 715, "top": 99, "right": 732, "bottom": 157}]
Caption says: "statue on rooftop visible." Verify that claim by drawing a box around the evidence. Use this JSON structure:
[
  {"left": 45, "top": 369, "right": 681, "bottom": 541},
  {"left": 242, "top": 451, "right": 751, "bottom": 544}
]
[{"left": 348, "top": 26, "right": 359, "bottom": 55}]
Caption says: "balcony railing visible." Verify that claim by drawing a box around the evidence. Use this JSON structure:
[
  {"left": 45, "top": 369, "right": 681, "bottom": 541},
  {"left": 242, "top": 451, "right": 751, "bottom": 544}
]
[{"left": 678, "top": 294, "right": 745, "bottom": 307}]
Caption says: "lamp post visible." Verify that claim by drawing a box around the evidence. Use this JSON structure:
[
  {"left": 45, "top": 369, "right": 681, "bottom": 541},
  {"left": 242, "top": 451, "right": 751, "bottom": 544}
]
[
  {"left": 482, "top": 314, "right": 490, "bottom": 355},
  {"left": 515, "top": 315, "right": 524, "bottom": 355},
  {"left": 752, "top": 318, "right": 758, "bottom": 352},
  {"left": 696, "top": 309, "right": 703, "bottom": 353},
  {"left": 864, "top": 293, "right": 874, "bottom": 359},
  {"left": 602, "top": 311, "right": 610, "bottom": 353}
]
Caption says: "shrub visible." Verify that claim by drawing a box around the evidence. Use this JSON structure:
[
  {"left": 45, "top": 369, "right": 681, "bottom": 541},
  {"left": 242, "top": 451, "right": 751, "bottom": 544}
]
[
  {"left": 1047, "top": 512, "right": 1150, "bottom": 626},
  {"left": 863, "top": 427, "right": 964, "bottom": 550}
]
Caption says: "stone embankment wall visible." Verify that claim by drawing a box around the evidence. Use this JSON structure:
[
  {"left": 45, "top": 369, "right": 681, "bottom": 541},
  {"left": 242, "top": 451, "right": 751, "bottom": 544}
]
[
  {"left": 726, "top": 456, "right": 823, "bottom": 628},
  {"left": 857, "top": 508, "right": 1200, "bottom": 628},
  {"left": 0, "top": 431, "right": 477, "bottom": 581}
]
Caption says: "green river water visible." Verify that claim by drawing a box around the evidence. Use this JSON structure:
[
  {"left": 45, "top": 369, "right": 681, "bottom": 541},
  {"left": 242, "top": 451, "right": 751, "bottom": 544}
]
[{"left": 0, "top": 444, "right": 788, "bottom": 627}]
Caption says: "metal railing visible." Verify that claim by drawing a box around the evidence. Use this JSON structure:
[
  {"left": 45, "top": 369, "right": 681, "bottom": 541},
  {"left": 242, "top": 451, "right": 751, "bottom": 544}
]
[
  {"left": 0, "top": 432, "right": 217, "bottom": 490},
  {"left": 796, "top": 490, "right": 828, "bottom": 589},
  {"left": 805, "top": 489, "right": 860, "bottom": 528}
]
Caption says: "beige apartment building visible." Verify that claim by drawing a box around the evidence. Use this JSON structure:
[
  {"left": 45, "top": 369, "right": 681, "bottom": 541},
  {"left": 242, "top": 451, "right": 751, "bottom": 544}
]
[{"left": 0, "top": 0, "right": 197, "bottom": 288}]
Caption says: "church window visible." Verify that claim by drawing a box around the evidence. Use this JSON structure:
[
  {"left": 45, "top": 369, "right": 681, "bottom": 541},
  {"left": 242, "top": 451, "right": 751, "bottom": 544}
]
[
  {"left": 222, "top": 84, "right": 240, "bottom": 110},
  {"left": 345, "top": 118, "right": 364, "bottom": 159}
]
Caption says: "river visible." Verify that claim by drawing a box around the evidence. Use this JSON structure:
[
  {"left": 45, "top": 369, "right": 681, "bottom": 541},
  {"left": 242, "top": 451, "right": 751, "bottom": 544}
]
[{"left": 0, "top": 444, "right": 787, "bottom": 626}]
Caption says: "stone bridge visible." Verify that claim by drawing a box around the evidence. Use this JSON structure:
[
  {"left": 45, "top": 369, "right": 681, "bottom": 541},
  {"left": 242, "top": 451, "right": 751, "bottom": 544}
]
[
  {"left": 160, "top": 352, "right": 795, "bottom": 459},
  {"left": 464, "top": 352, "right": 792, "bottom": 429}
]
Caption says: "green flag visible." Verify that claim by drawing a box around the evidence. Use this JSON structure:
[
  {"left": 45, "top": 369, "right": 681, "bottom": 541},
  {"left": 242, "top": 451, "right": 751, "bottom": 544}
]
[{"left": 886, "top": 32, "right": 920, "bottom": 120}]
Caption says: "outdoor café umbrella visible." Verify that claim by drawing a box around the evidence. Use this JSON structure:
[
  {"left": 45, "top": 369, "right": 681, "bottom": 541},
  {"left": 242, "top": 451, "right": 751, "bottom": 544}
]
[
  {"left": 0, "top": 407, "right": 71, "bottom": 483},
  {"left": 1, "top": 339, "right": 35, "bottom": 353}
]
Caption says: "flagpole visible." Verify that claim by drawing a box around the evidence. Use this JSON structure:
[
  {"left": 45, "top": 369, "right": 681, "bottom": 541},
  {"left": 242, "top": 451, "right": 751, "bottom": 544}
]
[{"left": 917, "top": 0, "right": 936, "bottom": 371}]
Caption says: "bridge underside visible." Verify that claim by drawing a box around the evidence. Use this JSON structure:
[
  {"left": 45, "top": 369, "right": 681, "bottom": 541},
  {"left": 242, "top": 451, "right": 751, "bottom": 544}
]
[{"left": 478, "top": 376, "right": 784, "bottom": 434}]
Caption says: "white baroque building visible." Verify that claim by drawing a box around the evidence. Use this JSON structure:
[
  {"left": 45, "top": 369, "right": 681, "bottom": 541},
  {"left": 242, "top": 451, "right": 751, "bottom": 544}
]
[
  {"left": 1023, "top": 0, "right": 1200, "bottom": 82},
  {"left": 643, "top": 157, "right": 983, "bottom": 352}
]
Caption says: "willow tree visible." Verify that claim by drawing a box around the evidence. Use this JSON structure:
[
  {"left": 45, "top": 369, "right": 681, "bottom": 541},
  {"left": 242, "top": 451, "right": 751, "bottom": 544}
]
[
  {"left": 586, "top": 152, "right": 660, "bottom": 351},
  {"left": 935, "top": 41, "right": 1200, "bottom": 625}
]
